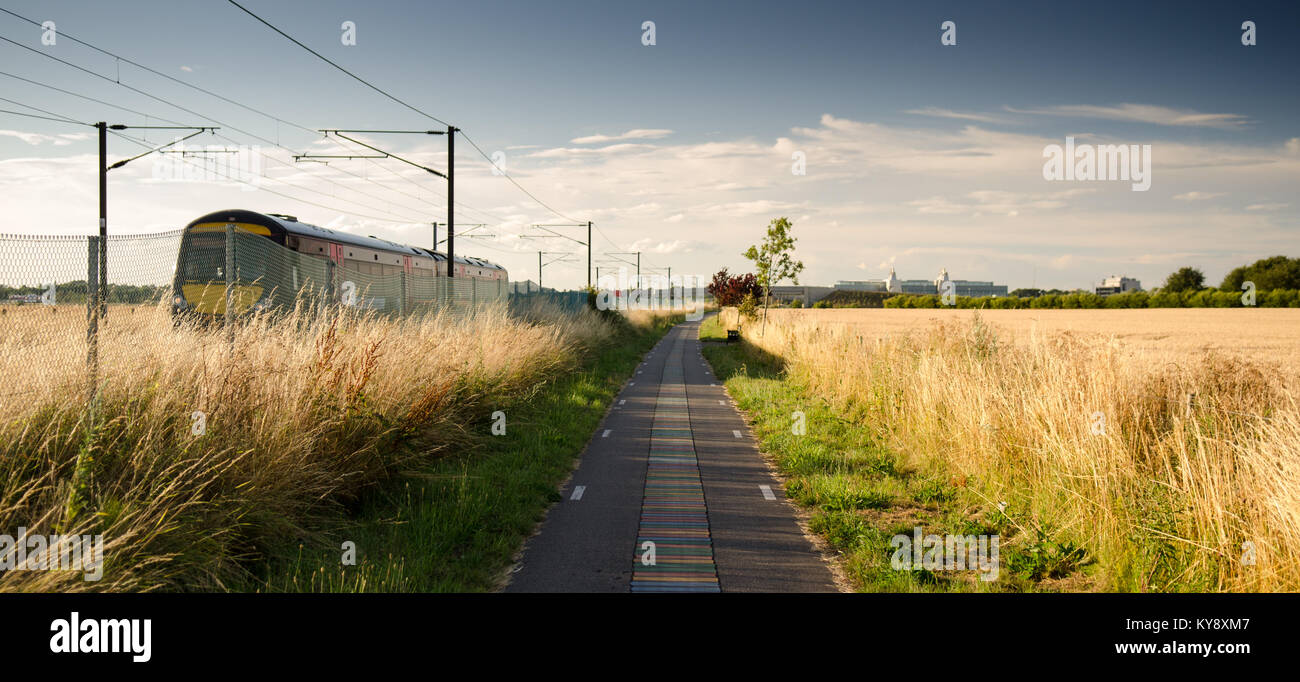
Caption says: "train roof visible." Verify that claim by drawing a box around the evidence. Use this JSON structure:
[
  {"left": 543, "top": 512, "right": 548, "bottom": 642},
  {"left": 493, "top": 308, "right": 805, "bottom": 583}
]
[{"left": 186, "top": 209, "right": 505, "bottom": 271}]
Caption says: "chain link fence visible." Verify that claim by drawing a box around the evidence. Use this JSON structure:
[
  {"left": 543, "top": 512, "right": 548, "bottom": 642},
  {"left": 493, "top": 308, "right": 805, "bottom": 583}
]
[{"left": 1, "top": 226, "right": 509, "bottom": 417}]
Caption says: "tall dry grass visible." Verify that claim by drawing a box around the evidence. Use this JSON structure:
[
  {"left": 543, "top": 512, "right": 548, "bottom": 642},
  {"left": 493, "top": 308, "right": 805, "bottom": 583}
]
[
  {"left": 0, "top": 299, "right": 622, "bottom": 591},
  {"left": 726, "top": 308, "right": 1300, "bottom": 591}
]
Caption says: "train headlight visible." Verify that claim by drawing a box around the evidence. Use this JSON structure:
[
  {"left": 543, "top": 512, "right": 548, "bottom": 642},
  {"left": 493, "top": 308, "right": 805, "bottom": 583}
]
[{"left": 172, "top": 294, "right": 188, "bottom": 309}]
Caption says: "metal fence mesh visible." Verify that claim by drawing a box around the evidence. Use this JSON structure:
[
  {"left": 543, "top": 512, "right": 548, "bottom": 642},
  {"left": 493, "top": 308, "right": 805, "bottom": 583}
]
[
  {"left": 0, "top": 226, "right": 511, "bottom": 415},
  {"left": 0, "top": 233, "right": 96, "bottom": 403}
]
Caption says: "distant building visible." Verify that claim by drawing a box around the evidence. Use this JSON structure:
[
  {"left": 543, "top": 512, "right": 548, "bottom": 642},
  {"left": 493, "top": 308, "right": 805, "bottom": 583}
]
[
  {"left": 834, "top": 280, "right": 887, "bottom": 292},
  {"left": 837, "top": 267, "right": 904, "bottom": 294},
  {"left": 952, "top": 280, "right": 1008, "bottom": 297},
  {"left": 770, "top": 285, "right": 834, "bottom": 305},
  {"left": 509, "top": 280, "right": 555, "bottom": 294},
  {"left": 1095, "top": 275, "right": 1142, "bottom": 296},
  {"left": 838, "top": 267, "right": 1006, "bottom": 297}
]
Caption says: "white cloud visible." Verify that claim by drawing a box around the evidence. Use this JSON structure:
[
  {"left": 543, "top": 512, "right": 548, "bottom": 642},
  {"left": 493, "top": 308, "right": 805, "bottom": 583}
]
[
  {"left": 1008, "top": 103, "right": 1249, "bottom": 129},
  {"left": 529, "top": 143, "right": 657, "bottom": 158},
  {"left": 570, "top": 129, "right": 672, "bottom": 144},
  {"left": 905, "top": 107, "right": 1011, "bottom": 125},
  {"left": 3, "top": 111, "right": 1296, "bottom": 291},
  {"left": 1173, "top": 191, "right": 1226, "bottom": 201},
  {"left": 0, "top": 130, "right": 92, "bottom": 146}
]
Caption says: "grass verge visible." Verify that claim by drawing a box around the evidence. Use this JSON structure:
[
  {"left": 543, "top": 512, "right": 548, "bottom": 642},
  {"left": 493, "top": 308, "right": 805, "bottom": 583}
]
[
  {"left": 251, "top": 311, "right": 682, "bottom": 592},
  {"left": 697, "top": 313, "right": 728, "bottom": 342},
  {"left": 701, "top": 330, "right": 1065, "bottom": 592}
]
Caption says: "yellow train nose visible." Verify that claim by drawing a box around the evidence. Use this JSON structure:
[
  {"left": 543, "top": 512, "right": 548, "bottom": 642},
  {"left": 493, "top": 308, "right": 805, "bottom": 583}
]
[{"left": 180, "top": 283, "right": 264, "bottom": 315}]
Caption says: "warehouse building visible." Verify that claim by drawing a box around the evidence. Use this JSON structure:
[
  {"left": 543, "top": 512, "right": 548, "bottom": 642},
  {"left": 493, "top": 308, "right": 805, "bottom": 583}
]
[
  {"left": 836, "top": 268, "right": 1007, "bottom": 297},
  {"left": 1095, "top": 275, "right": 1142, "bottom": 296}
]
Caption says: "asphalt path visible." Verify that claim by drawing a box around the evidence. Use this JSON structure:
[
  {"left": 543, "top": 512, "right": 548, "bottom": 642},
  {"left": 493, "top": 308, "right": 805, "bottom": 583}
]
[{"left": 505, "top": 317, "right": 837, "bottom": 593}]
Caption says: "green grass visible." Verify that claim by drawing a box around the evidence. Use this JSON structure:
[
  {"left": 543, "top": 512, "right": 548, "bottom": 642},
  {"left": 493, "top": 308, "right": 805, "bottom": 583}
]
[
  {"left": 246, "top": 312, "right": 682, "bottom": 592},
  {"left": 700, "top": 332, "right": 1046, "bottom": 592},
  {"left": 697, "top": 313, "right": 729, "bottom": 342}
]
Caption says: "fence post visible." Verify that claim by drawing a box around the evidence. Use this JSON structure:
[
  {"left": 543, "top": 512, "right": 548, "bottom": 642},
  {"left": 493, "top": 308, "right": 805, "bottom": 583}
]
[
  {"left": 85, "top": 235, "right": 100, "bottom": 412},
  {"left": 399, "top": 270, "right": 407, "bottom": 317},
  {"left": 225, "top": 224, "right": 235, "bottom": 342},
  {"left": 324, "top": 259, "right": 335, "bottom": 318},
  {"left": 1185, "top": 392, "right": 1196, "bottom": 418}
]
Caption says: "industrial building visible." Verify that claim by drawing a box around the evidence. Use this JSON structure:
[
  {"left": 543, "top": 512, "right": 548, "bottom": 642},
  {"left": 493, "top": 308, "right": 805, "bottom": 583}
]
[
  {"left": 835, "top": 268, "right": 1007, "bottom": 297},
  {"left": 1095, "top": 275, "right": 1142, "bottom": 296},
  {"left": 769, "top": 285, "right": 835, "bottom": 305}
]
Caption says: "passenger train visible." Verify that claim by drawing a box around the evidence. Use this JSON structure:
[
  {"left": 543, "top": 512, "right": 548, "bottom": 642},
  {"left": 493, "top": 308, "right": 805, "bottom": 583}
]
[{"left": 171, "top": 209, "right": 508, "bottom": 318}]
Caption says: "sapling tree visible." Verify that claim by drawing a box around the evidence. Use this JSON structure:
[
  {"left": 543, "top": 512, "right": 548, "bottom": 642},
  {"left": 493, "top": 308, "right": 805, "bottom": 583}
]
[{"left": 743, "top": 217, "right": 804, "bottom": 334}]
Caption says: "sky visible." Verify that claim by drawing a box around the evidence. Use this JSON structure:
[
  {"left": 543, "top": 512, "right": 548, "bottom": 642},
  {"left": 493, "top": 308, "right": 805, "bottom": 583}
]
[{"left": 0, "top": 0, "right": 1296, "bottom": 291}]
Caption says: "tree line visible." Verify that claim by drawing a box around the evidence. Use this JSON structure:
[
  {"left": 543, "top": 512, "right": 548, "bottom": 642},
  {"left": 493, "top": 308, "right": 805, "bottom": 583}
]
[{"left": 0, "top": 282, "right": 169, "bottom": 305}]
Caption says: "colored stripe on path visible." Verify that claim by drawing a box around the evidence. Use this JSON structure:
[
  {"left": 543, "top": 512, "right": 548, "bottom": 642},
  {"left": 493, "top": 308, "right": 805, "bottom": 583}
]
[{"left": 631, "top": 332, "right": 720, "bottom": 593}]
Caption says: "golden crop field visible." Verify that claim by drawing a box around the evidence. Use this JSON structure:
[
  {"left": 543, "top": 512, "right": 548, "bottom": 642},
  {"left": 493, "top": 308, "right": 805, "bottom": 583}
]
[
  {"left": 761, "top": 307, "right": 1300, "bottom": 379},
  {"left": 724, "top": 306, "right": 1300, "bottom": 591}
]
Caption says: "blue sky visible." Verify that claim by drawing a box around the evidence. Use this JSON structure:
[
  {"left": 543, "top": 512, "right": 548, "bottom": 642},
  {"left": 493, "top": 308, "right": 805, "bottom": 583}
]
[{"left": 1, "top": 0, "right": 1297, "bottom": 290}]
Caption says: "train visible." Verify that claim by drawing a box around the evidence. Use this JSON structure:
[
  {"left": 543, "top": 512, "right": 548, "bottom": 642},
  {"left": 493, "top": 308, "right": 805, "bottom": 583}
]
[{"left": 171, "top": 209, "right": 508, "bottom": 318}]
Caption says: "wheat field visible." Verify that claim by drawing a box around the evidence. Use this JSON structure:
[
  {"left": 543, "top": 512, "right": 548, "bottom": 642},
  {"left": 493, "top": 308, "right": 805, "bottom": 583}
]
[{"left": 727, "top": 307, "right": 1300, "bottom": 591}]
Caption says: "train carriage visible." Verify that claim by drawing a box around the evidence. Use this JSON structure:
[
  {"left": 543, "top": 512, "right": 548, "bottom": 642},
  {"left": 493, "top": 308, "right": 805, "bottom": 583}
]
[{"left": 171, "top": 209, "right": 507, "bottom": 318}]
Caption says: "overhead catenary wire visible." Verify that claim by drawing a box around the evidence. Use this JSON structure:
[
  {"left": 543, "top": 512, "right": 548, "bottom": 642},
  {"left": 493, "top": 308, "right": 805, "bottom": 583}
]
[
  {"left": 0, "top": 41, "right": 438, "bottom": 224},
  {"left": 224, "top": 0, "right": 584, "bottom": 226},
  {"left": 0, "top": 45, "right": 501, "bottom": 224},
  {"left": 109, "top": 129, "right": 425, "bottom": 224},
  {"left": 0, "top": 6, "right": 549, "bottom": 265},
  {"left": 4, "top": 3, "right": 604, "bottom": 265},
  {"left": 3, "top": 92, "right": 422, "bottom": 225},
  {"left": 0, "top": 7, "right": 541, "bottom": 230},
  {"left": 0, "top": 105, "right": 90, "bottom": 126},
  {"left": 0, "top": 94, "right": 92, "bottom": 126}
]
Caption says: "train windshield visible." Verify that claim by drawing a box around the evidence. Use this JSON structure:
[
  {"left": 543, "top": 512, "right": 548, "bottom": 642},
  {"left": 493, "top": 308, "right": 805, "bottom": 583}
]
[{"left": 178, "top": 230, "right": 269, "bottom": 282}]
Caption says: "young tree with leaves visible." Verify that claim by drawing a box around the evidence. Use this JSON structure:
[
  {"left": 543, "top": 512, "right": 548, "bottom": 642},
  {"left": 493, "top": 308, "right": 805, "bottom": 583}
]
[{"left": 743, "top": 217, "right": 804, "bottom": 333}]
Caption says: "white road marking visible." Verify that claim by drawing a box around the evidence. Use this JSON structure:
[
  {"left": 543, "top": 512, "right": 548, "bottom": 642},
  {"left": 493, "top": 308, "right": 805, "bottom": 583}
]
[
  {"left": 759, "top": 485, "right": 776, "bottom": 501},
  {"left": 602, "top": 429, "right": 612, "bottom": 438},
  {"left": 619, "top": 399, "right": 626, "bottom": 405},
  {"left": 718, "top": 400, "right": 725, "bottom": 405},
  {"left": 732, "top": 430, "right": 742, "bottom": 438},
  {"left": 629, "top": 381, "right": 635, "bottom": 386},
  {"left": 571, "top": 486, "right": 586, "bottom": 501}
]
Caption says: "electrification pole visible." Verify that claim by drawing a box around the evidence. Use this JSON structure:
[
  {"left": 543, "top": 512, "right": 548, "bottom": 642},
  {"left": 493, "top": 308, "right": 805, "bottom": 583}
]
[
  {"left": 100, "top": 123, "right": 215, "bottom": 314},
  {"left": 447, "top": 126, "right": 455, "bottom": 279},
  {"left": 527, "top": 224, "right": 592, "bottom": 290}
]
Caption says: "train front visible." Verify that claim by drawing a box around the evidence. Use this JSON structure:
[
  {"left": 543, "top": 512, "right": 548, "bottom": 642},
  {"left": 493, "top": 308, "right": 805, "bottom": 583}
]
[{"left": 171, "top": 218, "right": 274, "bottom": 321}]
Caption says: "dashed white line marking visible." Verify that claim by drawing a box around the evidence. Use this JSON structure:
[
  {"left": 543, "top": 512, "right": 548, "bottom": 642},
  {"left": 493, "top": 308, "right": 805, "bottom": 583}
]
[
  {"left": 759, "top": 485, "right": 776, "bottom": 501},
  {"left": 619, "top": 399, "right": 626, "bottom": 405},
  {"left": 571, "top": 486, "right": 586, "bottom": 501},
  {"left": 602, "top": 429, "right": 612, "bottom": 438},
  {"left": 718, "top": 400, "right": 725, "bottom": 405},
  {"left": 629, "top": 382, "right": 635, "bottom": 386},
  {"left": 732, "top": 430, "right": 742, "bottom": 438}
]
